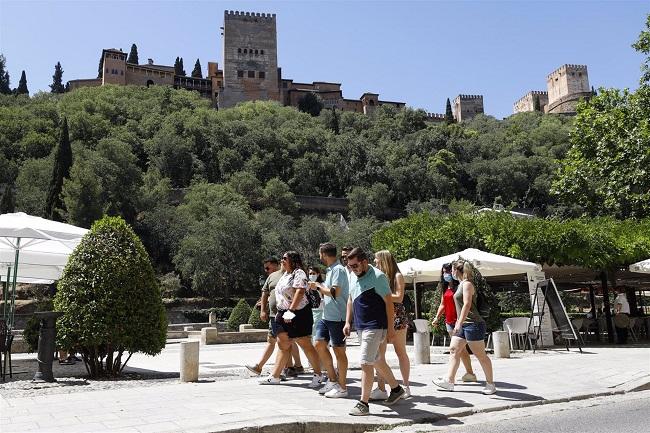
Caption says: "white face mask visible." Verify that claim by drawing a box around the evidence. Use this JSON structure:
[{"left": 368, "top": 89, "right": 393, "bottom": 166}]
[{"left": 309, "top": 274, "right": 318, "bottom": 282}]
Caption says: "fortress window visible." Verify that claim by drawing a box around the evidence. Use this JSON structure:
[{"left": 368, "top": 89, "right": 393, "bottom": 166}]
[
  {"left": 120, "top": 70, "right": 124, "bottom": 75},
  {"left": 255, "top": 49, "right": 258, "bottom": 55},
  {"left": 261, "top": 50, "right": 264, "bottom": 55},
  {"left": 237, "top": 70, "right": 244, "bottom": 78},
  {"left": 238, "top": 48, "right": 242, "bottom": 53},
  {"left": 259, "top": 71, "right": 266, "bottom": 79},
  {"left": 248, "top": 70, "right": 255, "bottom": 78},
  {"left": 244, "top": 49, "right": 248, "bottom": 54}
]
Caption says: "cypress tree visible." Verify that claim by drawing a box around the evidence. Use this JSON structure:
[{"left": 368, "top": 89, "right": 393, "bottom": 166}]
[
  {"left": 445, "top": 98, "right": 454, "bottom": 124},
  {"left": 44, "top": 117, "right": 72, "bottom": 222},
  {"left": 16, "top": 70, "right": 28, "bottom": 95},
  {"left": 191, "top": 59, "right": 202, "bottom": 78},
  {"left": 97, "top": 52, "right": 104, "bottom": 78},
  {"left": 127, "top": 44, "right": 139, "bottom": 64},
  {"left": 0, "top": 54, "right": 11, "bottom": 94},
  {"left": 50, "top": 62, "right": 65, "bottom": 93},
  {"left": 179, "top": 57, "right": 186, "bottom": 76},
  {"left": 174, "top": 57, "right": 181, "bottom": 75},
  {"left": 0, "top": 185, "right": 15, "bottom": 214}
]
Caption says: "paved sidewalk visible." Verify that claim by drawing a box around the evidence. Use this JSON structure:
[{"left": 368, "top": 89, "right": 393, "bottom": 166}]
[{"left": 1, "top": 343, "right": 649, "bottom": 433}]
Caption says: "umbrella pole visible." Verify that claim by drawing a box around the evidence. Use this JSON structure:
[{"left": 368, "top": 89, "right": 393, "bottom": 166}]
[
  {"left": 2, "top": 266, "right": 9, "bottom": 322},
  {"left": 9, "top": 238, "right": 20, "bottom": 330}
]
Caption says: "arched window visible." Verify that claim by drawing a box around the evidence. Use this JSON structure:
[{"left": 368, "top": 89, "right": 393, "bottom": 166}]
[
  {"left": 244, "top": 49, "right": 247, "bottom": 54},
  {"left": 261, "top": 50, "right": 264, "bottom": 55},
  {"left": 238, "top": 48, "right": 242, "bottom": 53},
  {"left": 255, "top": 49, "right": 258, "bottom": 55}
]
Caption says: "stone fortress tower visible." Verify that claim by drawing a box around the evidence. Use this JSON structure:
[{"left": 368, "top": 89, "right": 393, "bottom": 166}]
[
  {"left": 545, "top": 64, "right": 590, "bottom": 114},
  {"left": 219, "top": 10, "right": 281, "bottom": 108},
  {"left": 453, "top": 95, "right": 484, "bottom": 122},
  {"left": 514, "top": 64, "right": 591, "bottom": 114},
  {"left": 513, "top": 91, "right": 548, "bottom": 114}
]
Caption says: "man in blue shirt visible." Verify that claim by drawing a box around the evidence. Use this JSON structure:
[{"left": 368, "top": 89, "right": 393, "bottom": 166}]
[
  {"left": 343, "top": 248, "right": 405, "bottom": 416},
  {"left": 311, "top": 242, "right": 350, "bottom": 398}
]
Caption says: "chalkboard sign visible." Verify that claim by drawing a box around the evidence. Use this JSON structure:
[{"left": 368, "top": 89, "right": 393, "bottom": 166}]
[{"left": 537, "top": 278, "right": 581, "bottom": 350}]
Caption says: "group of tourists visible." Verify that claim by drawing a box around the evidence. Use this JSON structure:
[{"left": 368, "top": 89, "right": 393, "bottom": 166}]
[{"left": 245, "top": 243, "right": 496, "bottom": 416}]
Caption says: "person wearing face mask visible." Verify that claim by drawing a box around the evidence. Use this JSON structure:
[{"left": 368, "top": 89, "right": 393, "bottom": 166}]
[{"left": 431, "top": 263, "right": 476, "bottom": 382}]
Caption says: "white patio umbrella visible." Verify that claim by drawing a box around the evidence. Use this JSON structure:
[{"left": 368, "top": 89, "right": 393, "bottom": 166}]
[
  {"left": 629, "top": 258, "right": 650, "bottom": 274},
  {"left": 0, "top": 212, "right": 88, "bottom": 330}
]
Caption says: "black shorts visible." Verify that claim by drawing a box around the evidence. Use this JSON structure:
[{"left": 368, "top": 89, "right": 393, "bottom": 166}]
[{"left": 276, "top": 305, "right": 313, "bottom": 339}]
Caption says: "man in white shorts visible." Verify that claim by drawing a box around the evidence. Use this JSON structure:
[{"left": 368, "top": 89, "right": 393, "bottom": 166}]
[{"left": 343, "top": 248, "right": 405, "bottom": 416}]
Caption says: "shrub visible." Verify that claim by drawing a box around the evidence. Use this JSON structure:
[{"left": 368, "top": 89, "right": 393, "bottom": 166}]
[
  {"left": 227, "top": 298, "right": 251, "bottom": 331},
  {"left": 248, "top": 305, "right": 266, "bottom": 329},
  {"left": 22, "top": 299, "right": 53, "bottom": 353},
  {"left": 159, "top": 272, "right": 183, "bottom": 298},
  {"left": 54, "top": 216, "right": 167, "bottom": 377},
  {"left": 181, "top": 307, "right": 233, "bottom": 323}
]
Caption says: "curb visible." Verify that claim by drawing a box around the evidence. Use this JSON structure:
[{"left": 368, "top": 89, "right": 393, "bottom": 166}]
[{"left": 210, "top": 378, "right": 650, "bottom": 433}]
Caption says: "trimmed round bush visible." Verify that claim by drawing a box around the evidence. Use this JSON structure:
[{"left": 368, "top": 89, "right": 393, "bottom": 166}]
[
  {"left": 54, "top": 216, "right": 167, "bottom": 377},
  {"left": 248, "top": 306, "right": 266, "bottom": 329},
  {"left": 227, "top": 298, "right": 251, "bottom": 331}
]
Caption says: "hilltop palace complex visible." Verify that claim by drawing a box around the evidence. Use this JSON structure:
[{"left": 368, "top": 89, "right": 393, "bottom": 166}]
[{"left": 68, "top": 10, "right": 591, "bottom": 121}]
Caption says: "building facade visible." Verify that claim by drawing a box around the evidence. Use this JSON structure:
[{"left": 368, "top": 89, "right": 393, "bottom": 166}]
[
  {"left": 69, "top": 10, "right": 465, "bottom": 120},
  {"left": 513, "top": 91, "right": 549, "bottom": 114}
]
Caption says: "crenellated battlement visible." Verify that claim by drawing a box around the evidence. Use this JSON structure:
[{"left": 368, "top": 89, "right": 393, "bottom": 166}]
[
  {"left": 454, "top": 94, "right": 483, "bottom": 100},
  {"left": 547, "top": 64, "right": 587, "bottom": 79},
  {"left": 225, "top": 10, "right": 276, "bottom": 21},
  {"left": 514, "top": 90, "right": 548, "bottom": 105},
  {"left": 426, "top": 112, "right": 445, "bottom": 119}
]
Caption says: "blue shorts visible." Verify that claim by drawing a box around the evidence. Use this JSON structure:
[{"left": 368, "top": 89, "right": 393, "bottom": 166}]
[
  {"left": 268, "top": 317, "right": 281, "bottom": 339},
  {"left": 314, "top": 319, "right": 346, "bottom": 347},
  {"left": 456, "top": 321, "right": 486, "bottom": 342}
]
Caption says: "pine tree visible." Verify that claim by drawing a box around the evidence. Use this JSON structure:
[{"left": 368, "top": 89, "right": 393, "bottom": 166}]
[
  {"left": 0, "top": 54, "right": 11, "bottom": 94},
  {"left": 50, "top": 62, "right": 65, "bottom": 93},
  {"left": 44, "top": 117, "right": 72, "bottom": 222},
  {"left": 127, "top": 44, "right": 139, "bottom": 64},
  {"left": 191, "top": 59, "right": 202, "bottom": 78},
  {"left": 16, "top": 70, "right": 28, "bottom": 95},
  {"left": 445, "top": 98, "right": 454, "bottom": 124}
]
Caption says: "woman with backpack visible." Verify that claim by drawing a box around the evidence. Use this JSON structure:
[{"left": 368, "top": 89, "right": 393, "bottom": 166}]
[
  {"left": 432, "top": 260, "right": 496, "bottom": 395},
  {"left": 431, "top": 263, "right": 476, "bottom": 383}
]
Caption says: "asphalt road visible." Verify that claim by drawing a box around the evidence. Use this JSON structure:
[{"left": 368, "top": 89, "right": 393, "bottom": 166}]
[{"left": 379, "top": 391, "right": 650, "bottom": 433}]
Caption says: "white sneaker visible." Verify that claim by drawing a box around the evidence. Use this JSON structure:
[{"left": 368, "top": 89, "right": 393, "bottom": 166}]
[
  {"left": 482, "top": 383, "right": 497, "bottom": 395},
  {"left": 432, "top": 377, "right": 455, "bottom": 391},
  {"left": 308, "top": 374, "right": 324, "bottom": 388},
  {"left": 403, "top": 385, "right": 411, "bottom": 398},
  {"left": 258, "top": 374, "right": 281, "bottom": 385},
  {"left": 369, "top": 387, "right": 388, "bottom": 401},
  {"left": 318, "top": 380, "right": 337, "bottom": 395},
  {"left": 325, "top": 383, "right": 349, "bottom": 398},
  {"left": 461, "top": 372, "right": 477, "bottom": 382}
]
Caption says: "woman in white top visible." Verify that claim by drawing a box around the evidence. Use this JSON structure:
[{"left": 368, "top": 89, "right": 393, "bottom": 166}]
[{"left": 259, "top": 251, "right": 324, "bottom": 387}]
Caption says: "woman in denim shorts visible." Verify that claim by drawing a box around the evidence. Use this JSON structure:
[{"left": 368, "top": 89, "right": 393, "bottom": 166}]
[
  {"left": 432, "top": 261, "right": 496, "bottom": 395},
  {"left": 432, "top": 263, "right": 476, "bottom": 382}
]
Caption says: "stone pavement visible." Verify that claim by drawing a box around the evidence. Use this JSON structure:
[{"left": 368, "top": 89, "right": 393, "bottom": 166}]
[{"left": 1, "top": 342, "right": 649, "bottom": 433}]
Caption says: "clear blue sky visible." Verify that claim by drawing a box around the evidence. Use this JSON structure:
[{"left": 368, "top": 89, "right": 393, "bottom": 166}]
[{"left": 1, "top": 0, "right": 647, "bottom": 118}]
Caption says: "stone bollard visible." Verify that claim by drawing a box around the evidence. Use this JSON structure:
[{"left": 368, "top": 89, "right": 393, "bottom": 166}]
[
  {"left": 492, "top": 331, "right": 510, "bottom": 358},
  {"left": 239, "top": 324, "right": 253, "bottom": 332},
  {"left": 209, "top": 311, "right": 217, "bottom": 326},
  {"left": 200, "top": 327, "right": 218, "bottom": 345},
  {"left": 180, "top": 340, "right": 199, "bottom": 382},
  {"left": 413, "top": 319, "right": 431, "bottom": 364}
]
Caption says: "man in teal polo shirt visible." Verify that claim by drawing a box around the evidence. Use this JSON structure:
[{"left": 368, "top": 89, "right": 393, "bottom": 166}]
[
  {"left": 311, "top": 242, "right": 349, "bottom": 398},
  {"left": 343, "top": 247, "right": 405, "bottom": 416}
]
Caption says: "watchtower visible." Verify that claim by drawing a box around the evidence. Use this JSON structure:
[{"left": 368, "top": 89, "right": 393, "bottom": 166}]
[
  {"left": 453, "top": 94, "right": 484, "bottom": 122},
  {"left": 219, "top": 11, "right": 280, "bottom": 108},
  {"left": 546, "top": 64, "right": 590, "bottom": 114},
  {"left": 102, "top": 49, "right": 127, "bottom": 86}
]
